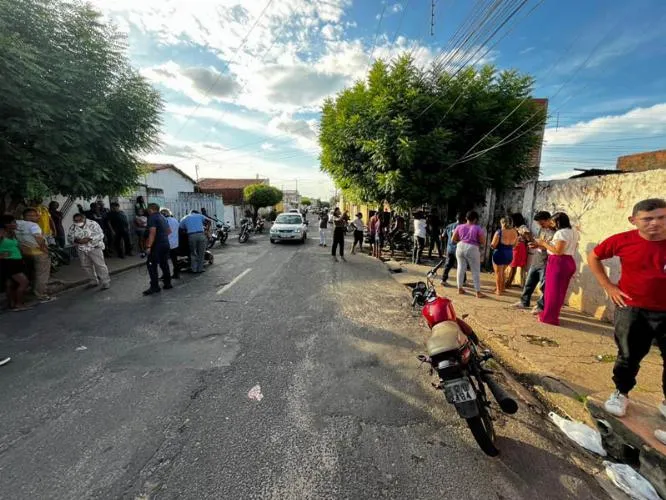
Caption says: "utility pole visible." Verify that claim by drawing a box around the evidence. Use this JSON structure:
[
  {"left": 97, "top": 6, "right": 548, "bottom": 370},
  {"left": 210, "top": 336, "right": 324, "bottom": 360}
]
[{"left": 195, "top": 164, "right": 200, "bottom": 183}]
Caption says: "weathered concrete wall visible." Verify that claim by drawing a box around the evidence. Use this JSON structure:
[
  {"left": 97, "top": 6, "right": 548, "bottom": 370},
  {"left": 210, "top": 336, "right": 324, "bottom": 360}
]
[{"left": 503, "top": 169, "right": 666, "bottom": 321}]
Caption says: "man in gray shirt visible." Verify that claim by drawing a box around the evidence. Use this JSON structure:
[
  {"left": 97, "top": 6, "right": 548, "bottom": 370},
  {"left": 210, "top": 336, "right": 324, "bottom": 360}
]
[{"left": 512, "top": 211, "right": 554, "bottom": 313}]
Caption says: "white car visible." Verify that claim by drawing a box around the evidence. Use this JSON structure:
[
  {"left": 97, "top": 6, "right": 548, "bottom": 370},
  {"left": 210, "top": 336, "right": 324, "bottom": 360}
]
[{"left": 270, "top": 213, "right": 308, "bottom": 243}]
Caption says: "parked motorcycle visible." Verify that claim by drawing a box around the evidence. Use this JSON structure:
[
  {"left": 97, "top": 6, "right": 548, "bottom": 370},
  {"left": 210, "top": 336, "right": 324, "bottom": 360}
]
[
  {"left": 238, "top": 218, "right": 252, "bottom": 244},
  {"left": 255, "top": 219, "right": 265, "bottom": 234},
  {"left": 207, "top": 221, "right": 230, "bottom": 249},
  {"left": 412, "top": 260, "right": 518, "bottom": 456},
  {"left": 388, "top": 230, "right": 413, "bottom": 256},
  {"left": 48, "top": 244, "right": 71, "bottom": 273}
]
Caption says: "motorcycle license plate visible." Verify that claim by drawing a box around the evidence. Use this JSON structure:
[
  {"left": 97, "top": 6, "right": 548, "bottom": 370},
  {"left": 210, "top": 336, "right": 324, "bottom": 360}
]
[{"left": 444, "top": 379, "right": 476, "bottom": 404}]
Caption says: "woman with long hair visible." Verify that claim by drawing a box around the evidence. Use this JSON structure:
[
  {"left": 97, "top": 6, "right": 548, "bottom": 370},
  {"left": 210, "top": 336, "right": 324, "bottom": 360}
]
[
  {"left": 452, "top": 210, "right": 486, "bottom": 298},
  {"left": 534, "top": 212, "right": 579, "bottom": 325},
  {"left": 506, "top": 212, "right": 529, "bottom": 288},
  {"left": 491, "top": 216, "right": 518, "bottom": 296}
]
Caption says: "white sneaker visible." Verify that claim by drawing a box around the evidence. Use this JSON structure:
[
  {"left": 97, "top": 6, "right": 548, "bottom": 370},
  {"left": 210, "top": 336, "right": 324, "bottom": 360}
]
[
  {"left": 0, "top": 356, "right": 11, "bottom": 366},
  {"left": 659, "top": 401, "right": 666, "bottom": 419},
  {"left": 655, "top": 429, "right": 666, "bottom": 445},
  {"left": 604, "top": 390, "right": 629, "bottom": 417},
  {"left": 510, "top": 302, "right": 529, "bottom": 309}
]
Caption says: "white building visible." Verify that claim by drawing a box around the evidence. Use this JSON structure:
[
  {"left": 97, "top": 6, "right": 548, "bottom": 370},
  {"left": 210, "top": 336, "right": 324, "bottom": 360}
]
[{"left": 142, "top": 164, "right": 197, "bottom": 200}]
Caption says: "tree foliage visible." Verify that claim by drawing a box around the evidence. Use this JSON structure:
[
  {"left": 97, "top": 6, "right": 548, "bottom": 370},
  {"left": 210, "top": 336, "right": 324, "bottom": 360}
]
[
  {"left": 319, "top": 56, "right": 545, "bottom": 208},
  {"left": 0, "top": 0, "right": 163, "bottom": 206},
  {"left": 300, "top": 197, "right": 312, "bottom": 206},
  {"left": 244, "top": 184, "right": 283, "bottom": 219}
]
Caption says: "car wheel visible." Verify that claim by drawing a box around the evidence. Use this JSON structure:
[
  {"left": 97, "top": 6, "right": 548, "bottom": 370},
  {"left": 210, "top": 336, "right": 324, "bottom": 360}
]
[{"left": 270, "top": 239, "right": 276, "bottom": 244}]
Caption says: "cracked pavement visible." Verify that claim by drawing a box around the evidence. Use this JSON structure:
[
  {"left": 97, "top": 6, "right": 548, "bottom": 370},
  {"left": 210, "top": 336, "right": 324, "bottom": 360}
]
[{"left": 0, "top": 234, "right": 607, "bottom": 499}]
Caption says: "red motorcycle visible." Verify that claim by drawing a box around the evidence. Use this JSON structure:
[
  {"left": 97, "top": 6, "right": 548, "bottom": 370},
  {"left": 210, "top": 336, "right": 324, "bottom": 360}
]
[{"left": 412, "top": 260, "right": 518, "bottom": 456}]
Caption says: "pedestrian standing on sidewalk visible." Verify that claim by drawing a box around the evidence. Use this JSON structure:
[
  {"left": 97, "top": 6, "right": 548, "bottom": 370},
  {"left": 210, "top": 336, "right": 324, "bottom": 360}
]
[
  {"left": 0, "top": 215, "right": 31, "bottom": 312},
  {"left": 108, "top": 202, "right": 133, "bottom": 259},
  {"left": 441, "top": 213, "right": 467, "bottom": 286},
  {"left": 161, "top": 209, "right": 181, "bottom": 280},
  {"left": 16, "top": 208, "right": 54, "bottom": 303},
  {"left": 490, "top": 216, "right": 518, "bottom": 296},
  {"left": 452, "top": 211, "right": 486, "bottom": 298},
  {"left": 369, "top": 211, "right": 380, "bottom": 258},
  {"left": 587, "top": 198, "right": 666, "bottom": 424},
  {"left": 533, "top": 212, "right": 578, "bottom": 326},
  {"left": 143, "top": 203, "right": 172, "bottom": 295},
  {"left": 68, "top": 213, "right": 110, "bottom": 290},
  {"left": 179, "top": 210, "right": 207, "bottom": 273},
  {"left": 350, "top": 212, "right": 364, "bottom": 255},
  {"left": 412, "top": 211, "right": 427, "bottom": 264},
  {"left": 511, "top": 211, "right": 553, "bottom": 313},
  {"left": 427, "top": 212, "right": 443, "bottom": 259},
  {"left": 134, "top": 208, "right": 148, "bottom": 257},
  {"left": 48, "top": 201, "right": 66, "bottom": 248},
  {"left": 331, "top": 207, "right": 346, "bottom": 262},
  {"left": 505, "top": 213, "right": 530, "bottom": 288},
  {"left": 318, "top": 211, "right": 328, "bottom": 247}
]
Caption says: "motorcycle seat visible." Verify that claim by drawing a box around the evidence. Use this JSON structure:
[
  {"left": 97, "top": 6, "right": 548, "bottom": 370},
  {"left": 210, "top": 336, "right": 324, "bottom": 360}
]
[{"left": 426, "top": 321, "right": 467, "bottom": 357}]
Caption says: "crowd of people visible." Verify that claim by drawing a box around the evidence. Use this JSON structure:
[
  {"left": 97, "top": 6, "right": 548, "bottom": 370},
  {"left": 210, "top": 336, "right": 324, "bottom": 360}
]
[{"left": 0, "top": 197, "right": 218, "bottom": 317}]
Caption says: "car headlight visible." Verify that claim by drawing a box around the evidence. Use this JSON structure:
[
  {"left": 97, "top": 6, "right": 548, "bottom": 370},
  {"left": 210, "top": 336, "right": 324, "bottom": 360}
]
[
  {"left": 294, "top": 228, "right": 301, "bottom": 233},
  {"left": 270, "top": 227, "right": 278, "bottom": 233}
]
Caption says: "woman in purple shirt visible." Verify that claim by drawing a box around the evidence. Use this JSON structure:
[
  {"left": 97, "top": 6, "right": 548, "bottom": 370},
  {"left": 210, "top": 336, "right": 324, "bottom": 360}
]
[{"left": 452, "top": 211, "right": 486, "bottom": 298}]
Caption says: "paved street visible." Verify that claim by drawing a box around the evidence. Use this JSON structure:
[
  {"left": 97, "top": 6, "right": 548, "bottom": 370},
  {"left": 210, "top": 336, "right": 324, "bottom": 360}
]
[{"left": 0, "top": 231, "right": 606, "bottom": 499}]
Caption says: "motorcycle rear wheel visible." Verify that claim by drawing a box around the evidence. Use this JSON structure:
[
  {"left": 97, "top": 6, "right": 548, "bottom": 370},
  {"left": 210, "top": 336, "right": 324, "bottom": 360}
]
[{"left": 465, "top": 398, "right": 498, "bottom": 457}]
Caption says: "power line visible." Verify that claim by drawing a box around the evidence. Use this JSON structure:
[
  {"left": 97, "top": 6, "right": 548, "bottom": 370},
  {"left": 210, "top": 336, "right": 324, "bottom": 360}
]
[{"left": 171, "top": 0, "right": 276, "bottom": 139}]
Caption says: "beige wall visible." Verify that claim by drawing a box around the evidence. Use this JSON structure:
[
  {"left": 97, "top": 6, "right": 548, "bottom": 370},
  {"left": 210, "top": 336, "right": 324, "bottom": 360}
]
[{"left": 509, "top": 170, "right": 665, "bottom": 321}]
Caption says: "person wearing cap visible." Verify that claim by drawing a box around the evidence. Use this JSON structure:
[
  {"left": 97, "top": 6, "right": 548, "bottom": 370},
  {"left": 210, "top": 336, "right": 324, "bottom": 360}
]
[{"left": 350, "top": 212, "right": 365, "bottom": 255}]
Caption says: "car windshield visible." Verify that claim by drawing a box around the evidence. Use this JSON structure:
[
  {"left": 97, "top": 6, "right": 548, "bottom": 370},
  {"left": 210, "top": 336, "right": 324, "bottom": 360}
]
[{"left": 275, "top": 215, "right": 302, "bottom": 225}]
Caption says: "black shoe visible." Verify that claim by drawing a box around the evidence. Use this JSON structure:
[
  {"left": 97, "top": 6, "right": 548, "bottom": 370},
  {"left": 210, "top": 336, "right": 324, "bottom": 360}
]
[
  {"left": 163, "top": 283, "right": 173, "bottom": 290},
  {"left": 172, "top": 273, "right": 180, "bottom": 280},
  {"left": 143, "top": 287, "right": 161, "bottom": 296}
]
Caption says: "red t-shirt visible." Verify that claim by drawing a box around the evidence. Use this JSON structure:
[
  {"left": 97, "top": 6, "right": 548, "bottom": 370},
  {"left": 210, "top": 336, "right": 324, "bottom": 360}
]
[{"left": 593, "top": 230, "right": 666, "bottom": 311}]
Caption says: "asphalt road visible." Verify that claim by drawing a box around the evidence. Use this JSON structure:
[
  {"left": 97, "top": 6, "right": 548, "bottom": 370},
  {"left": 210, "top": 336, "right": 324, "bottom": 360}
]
[{"left": 0, "top": 228, "right": 607, "bottom": 499}]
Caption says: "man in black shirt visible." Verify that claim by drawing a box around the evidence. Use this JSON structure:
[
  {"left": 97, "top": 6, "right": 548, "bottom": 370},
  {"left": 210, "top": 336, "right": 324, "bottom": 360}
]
[
  {"left": 144, "top": 203, "right": 172, "bottom": 295},
  {"left": 427, "top": 212, "right": 443, "bottom": 259},
  {"left": 108, "top": 202, "right": 133, "bottom": 258}
]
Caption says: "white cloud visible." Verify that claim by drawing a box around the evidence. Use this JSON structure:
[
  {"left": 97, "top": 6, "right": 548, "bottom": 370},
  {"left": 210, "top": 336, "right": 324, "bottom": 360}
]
[
  {"left": 540, "top": 171, "right": 578, "bottom": 181},
  {"left": 391, "top": 3, "right": 403, "bottom": 13},
  {"left": 142, "top": 61, "right": 240, "bottom": 104},
  {"left": 543, "top": 103, "right": 666, "bottom": 146},
  {"left": 261, "top": 142, "right": 275, "bottom": 151}
]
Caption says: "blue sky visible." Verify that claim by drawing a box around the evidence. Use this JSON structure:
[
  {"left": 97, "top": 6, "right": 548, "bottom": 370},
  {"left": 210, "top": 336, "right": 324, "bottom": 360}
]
[{"left": 91, "top": 0, "right": 666, "bottom": 198}]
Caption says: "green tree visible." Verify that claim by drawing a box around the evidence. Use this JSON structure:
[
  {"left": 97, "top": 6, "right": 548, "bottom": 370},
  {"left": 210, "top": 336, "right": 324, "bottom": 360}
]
[
  {"left": 318, "top": 56, "right": 545, "bottom": 209},
  {"left": 244, "top": 184, "right": 283, "bottom": 221},
  {"left": 0, "top": 0, "right": 162, "bottom": 212},
  {"left": 300, "top": 197, "right": 312, "bottom": 207}
]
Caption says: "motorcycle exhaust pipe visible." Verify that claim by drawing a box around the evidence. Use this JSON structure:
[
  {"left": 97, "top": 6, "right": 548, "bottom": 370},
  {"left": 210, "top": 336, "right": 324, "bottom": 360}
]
[{"left": 481, "top": 373, "right": 518, "bottom": 415}]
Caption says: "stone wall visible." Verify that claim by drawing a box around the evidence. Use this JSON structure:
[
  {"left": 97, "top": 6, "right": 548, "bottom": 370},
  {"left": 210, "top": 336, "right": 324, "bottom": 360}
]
[{"left": 494, "top": 169, "right": 666, "bottom": 321}]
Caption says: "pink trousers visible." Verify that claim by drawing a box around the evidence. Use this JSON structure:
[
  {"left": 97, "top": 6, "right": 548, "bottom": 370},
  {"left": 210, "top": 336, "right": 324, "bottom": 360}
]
[{"left": 539, "top": 255, "right": 576, "bottom": 326}]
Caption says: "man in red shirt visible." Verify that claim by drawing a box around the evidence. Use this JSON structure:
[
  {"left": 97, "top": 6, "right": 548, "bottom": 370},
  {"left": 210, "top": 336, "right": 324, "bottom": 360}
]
[{"left": 588, "top": 198, "right": 666, "bottom": 429}]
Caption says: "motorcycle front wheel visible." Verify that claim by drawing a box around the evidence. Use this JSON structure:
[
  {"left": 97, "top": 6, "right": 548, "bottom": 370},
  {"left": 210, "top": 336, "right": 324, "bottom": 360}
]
[
  {"left": 220, "top": 232, "right": 228, "bottom": 244},
  {"left": 239, "top": 232, "right": 249, "bottom": 243},
  {"left": 465, "top": 396, "right": 498, "bottom": 457}
]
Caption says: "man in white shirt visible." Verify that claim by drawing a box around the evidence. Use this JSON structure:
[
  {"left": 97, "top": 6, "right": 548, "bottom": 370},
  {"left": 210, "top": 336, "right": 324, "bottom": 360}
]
[
  {"left": 412, "top": 211, "right": 427, "bottom": 265},
  {"left": 350, "top": 213, "right": 365, "bottom": 255},
  {"left": 16, "top": 208, "right": 54, "bottom": 302},
  {"left": 161, "top": 208, "right": 181, "bottom": 280}
]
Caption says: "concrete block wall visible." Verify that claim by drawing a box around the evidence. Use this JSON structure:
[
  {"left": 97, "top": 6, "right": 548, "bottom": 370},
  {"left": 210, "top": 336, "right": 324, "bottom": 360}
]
[{"left": 493, "top": 169, "right": 666, "bottom": 321}]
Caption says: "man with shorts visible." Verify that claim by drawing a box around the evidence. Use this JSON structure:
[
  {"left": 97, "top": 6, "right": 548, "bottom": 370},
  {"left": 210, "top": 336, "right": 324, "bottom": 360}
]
[{"left": 588, "top": 198, "right": 666, "bottom": 442}]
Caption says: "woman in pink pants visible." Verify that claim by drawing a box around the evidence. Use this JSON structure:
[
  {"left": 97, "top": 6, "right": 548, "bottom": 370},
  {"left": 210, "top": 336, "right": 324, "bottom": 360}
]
[{"left": 534, "top": 212, "right": 579, "bottom": 326}]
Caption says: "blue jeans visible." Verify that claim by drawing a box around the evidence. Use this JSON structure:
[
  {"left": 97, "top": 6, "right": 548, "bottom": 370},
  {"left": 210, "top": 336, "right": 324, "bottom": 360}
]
[{"left": 520, "top": 265, "right": 545, "bottom": 308}]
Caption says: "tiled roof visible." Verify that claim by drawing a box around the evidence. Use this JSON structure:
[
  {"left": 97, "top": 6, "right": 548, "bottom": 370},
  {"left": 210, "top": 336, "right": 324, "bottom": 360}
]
[
  {"left": 146, "top": 163, "right": 196, "bottom": 185},
  {"left": 198, "top": 178, "right": 268, "bottom": 190}
]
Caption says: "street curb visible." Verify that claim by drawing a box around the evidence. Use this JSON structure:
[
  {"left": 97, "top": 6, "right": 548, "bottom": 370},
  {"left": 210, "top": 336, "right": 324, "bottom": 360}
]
[
  {"left": 383, "top": 260, "right": 590, "bottom": 423},
  {"left": 51, "top": 261, "right": 145, "bottom": 295}
]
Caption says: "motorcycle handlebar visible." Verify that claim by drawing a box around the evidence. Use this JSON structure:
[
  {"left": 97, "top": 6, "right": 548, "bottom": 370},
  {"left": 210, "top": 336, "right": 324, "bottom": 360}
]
[{"left": 427, "top": 258, "right": 446, "bottom": 277}]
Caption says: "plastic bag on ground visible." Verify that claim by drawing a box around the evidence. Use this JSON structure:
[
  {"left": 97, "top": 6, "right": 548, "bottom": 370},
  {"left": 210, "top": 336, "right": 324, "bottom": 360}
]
[
  {"left": 603, "top": 461, "right": 660, "bottom": 500},
  {"left": 548, "top": 411, "right": 607, "bottom": 456}
]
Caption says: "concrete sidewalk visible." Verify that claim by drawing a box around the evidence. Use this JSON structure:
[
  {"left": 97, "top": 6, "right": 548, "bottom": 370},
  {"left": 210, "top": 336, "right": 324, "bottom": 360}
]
[
  {"left": 46, "top": 254, "right": 145, "bottom": 295},
  {"left": 386, "top": 258, "right": 666, "bottom": 496}
]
